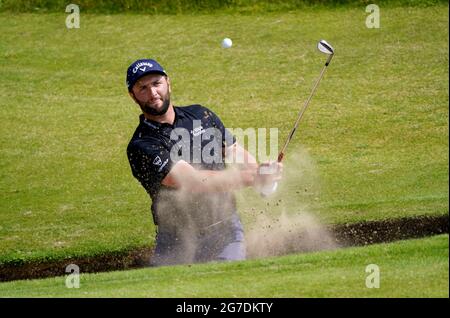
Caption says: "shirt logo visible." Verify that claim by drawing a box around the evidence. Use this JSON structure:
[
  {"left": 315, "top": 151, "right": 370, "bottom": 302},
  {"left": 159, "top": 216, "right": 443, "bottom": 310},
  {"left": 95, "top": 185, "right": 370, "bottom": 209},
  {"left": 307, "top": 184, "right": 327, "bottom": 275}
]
[
  {"left": 153, "top": 156, "right": 162, "bottom": 166},
  {"left": 191, "top": 125, "right": 206, "bottom": 137},
  {"left": 158, "top": 158, "right": 169, "bottom": 172}
]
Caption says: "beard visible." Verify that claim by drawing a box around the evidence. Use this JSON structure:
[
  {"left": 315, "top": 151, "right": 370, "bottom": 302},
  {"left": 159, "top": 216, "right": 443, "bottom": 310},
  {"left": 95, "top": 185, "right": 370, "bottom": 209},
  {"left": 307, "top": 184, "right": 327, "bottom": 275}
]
[{"left": 137, "top": 91, "right": 171, "bottom": 116}]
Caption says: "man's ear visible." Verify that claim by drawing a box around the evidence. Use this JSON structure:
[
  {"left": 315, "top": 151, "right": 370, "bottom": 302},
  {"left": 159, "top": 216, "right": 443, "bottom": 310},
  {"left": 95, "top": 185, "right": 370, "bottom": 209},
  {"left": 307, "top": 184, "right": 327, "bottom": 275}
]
[
  {"left": 166, "top": 76, "right": 171, "bottom": 93},
  {"left": 129, "top": 91, "right": 138, "bottom": 103}
]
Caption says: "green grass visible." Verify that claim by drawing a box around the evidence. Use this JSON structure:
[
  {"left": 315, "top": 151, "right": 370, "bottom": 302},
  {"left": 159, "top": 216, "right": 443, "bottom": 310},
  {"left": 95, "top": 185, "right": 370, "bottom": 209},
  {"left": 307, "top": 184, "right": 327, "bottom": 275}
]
[
  {"left": 0, "top": 0, "right": 446, "bottom": 14},
  {"left": 0, "top": 5, "right": 448, "bottom": 266},
  {"left": 0, "top": 235, "right": 447, "bottom": 297}
]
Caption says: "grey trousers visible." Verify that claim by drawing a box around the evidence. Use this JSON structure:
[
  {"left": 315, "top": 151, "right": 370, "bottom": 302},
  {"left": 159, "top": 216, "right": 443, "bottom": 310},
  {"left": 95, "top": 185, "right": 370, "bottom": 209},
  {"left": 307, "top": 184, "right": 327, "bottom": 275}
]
[{"left": 150, "top": 214, "right": 246, "bottom": 266}]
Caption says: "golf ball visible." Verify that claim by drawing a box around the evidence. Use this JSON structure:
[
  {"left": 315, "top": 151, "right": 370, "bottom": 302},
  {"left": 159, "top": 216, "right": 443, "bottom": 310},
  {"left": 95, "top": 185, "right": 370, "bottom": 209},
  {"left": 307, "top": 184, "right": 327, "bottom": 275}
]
[{"left": 222, "top": 38, "right": 232, "bottom": 49}]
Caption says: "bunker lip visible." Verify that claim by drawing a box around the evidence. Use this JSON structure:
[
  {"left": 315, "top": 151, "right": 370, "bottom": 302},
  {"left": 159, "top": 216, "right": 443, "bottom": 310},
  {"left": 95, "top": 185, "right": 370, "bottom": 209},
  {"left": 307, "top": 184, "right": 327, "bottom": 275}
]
[{"left": 0, "top": 214, "right": 448, "bottom": 282}]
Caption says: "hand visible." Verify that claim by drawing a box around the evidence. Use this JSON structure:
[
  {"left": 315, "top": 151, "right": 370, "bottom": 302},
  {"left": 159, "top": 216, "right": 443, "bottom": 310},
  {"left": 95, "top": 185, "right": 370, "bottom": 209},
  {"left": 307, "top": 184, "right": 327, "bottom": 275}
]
[
  {"left": 235, "top": 161, "right": 283, "bottom": 190},
  {"left": 255, "top": 161, "right": 283, "bottom": 189}
]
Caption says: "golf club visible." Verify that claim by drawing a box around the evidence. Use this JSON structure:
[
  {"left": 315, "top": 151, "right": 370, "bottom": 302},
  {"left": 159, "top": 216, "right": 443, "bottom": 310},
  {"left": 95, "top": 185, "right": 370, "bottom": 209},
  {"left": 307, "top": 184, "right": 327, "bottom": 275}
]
[
  {"left": 278, "top": 39, "right": 334, "bottom": 163},
  {"left": 259, "top": 39, "right": 335, "bottom": 197}
]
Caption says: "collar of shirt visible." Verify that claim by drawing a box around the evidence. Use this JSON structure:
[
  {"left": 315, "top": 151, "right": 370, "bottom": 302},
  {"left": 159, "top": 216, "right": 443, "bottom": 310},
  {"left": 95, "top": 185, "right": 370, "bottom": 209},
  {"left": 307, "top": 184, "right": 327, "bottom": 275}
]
[{"left": 139, "top": 106, "right": 186, "bottom": 131}]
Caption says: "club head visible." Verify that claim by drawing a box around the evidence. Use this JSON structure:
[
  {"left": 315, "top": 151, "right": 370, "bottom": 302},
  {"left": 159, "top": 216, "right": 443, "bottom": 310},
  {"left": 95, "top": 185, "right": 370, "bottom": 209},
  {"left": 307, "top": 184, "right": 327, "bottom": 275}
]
[{"left": 317, "top": 40, "right": 334, "bottom": 55}]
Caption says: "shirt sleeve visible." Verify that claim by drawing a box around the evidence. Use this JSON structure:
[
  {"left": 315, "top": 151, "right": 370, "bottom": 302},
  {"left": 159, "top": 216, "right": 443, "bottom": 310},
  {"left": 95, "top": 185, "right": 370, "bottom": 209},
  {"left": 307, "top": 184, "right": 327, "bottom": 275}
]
[{"left": 127, "top": 140, "right": 173, "bottom": 193}]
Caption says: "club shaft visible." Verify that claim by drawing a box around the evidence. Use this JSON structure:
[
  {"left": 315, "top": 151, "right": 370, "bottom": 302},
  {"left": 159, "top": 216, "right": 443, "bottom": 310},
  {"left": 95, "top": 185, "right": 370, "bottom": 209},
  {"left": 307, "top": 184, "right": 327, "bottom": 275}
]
[{"left": 278, "top": 54, "right": 333, "bottom": 162}]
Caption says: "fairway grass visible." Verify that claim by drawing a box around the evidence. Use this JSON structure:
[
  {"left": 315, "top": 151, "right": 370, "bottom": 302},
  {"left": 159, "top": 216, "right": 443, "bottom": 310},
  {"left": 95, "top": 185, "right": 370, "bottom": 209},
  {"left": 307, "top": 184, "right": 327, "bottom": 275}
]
[
  {"left": 0, "top": 235, "right": 448, "bottom": 297},
  {"left": 0, "top": 5, "right": 448, "bottom": 265}
]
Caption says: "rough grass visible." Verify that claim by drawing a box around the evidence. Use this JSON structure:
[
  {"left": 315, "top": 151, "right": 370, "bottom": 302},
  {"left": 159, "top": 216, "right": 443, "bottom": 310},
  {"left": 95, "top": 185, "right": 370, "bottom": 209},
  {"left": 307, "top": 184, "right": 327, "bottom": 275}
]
[
  {"left": 0, "top": 235, "right": 447, "bottom": 297},
  {"left": 0, "top": 5, "right": 448, "bottom": 265}
]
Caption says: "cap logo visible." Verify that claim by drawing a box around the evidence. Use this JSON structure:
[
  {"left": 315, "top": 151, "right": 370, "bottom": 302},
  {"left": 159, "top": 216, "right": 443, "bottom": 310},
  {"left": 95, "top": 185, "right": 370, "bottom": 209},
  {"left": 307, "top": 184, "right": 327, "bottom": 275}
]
[{"left": 133, "top": 62, "right": 154, "bottom": 74}]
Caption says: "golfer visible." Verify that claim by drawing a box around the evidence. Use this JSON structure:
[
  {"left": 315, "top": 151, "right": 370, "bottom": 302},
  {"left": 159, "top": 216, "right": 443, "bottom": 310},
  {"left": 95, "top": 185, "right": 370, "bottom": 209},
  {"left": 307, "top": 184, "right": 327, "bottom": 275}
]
[{"left": 126, "top": 59, "right": 281, "bottom": 266}]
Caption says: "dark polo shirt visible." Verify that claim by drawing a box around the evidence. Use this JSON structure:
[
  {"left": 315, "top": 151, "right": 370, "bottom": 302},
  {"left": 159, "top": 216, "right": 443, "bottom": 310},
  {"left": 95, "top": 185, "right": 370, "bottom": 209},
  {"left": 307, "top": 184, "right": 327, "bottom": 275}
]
[{"left": 127, "top": 105, "right": 237, "bottom": 233}]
